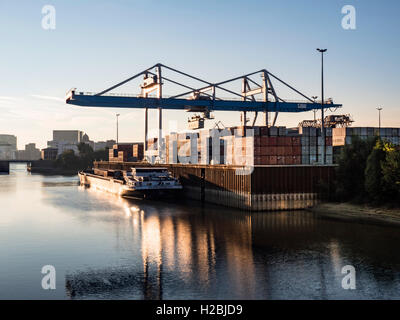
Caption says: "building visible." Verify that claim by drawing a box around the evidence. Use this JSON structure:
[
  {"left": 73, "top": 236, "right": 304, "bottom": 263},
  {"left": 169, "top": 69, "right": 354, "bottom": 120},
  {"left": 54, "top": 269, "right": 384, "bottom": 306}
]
[
  {"left": 15, "top": 143, "right": 41, "bottom": 160},
  {"left": 0, "top": 134, "right": 17, "bottom": 160},
  {"left": 52, "top": 130, "right": 84, "bottom": 144},
  {"left": 47, "top": 130, "right": 88, "bottom": 156},
  {"left": 47, "top": 130, "right": 117, "bottom": 157},
  {"left": 41, "top": 147, "right": 58, "bottom": 160}
]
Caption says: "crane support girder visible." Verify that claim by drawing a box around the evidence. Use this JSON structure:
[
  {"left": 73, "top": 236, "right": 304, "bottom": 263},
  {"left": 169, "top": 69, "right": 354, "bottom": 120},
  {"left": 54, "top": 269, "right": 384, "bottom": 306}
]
[{"left": 66, "top": 91, "right": 341, "bottom": 112}]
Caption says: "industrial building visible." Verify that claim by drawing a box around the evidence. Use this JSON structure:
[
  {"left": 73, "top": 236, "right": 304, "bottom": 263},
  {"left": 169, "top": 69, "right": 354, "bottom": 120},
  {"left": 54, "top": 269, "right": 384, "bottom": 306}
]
[{"left": 0, "top": 134, "right": 17, "bottom": 160}]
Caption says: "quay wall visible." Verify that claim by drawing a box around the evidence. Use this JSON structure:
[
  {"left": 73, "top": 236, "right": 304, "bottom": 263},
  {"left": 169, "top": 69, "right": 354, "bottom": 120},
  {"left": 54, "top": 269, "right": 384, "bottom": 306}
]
[{"left": 94, "top": 161, "right": 335, "bottom": 211}]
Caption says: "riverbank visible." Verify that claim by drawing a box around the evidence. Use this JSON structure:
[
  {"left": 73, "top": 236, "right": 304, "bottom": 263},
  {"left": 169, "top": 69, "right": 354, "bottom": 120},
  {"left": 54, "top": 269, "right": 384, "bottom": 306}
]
[
  {"left": 309, "top": 202, "right": 400, "bottom": 227},
  {"left": 28, "top": 166, "right": 78, "bottom": 176},
  {"left": 27, "top": 160, "right": 79, "bottom": 176}
]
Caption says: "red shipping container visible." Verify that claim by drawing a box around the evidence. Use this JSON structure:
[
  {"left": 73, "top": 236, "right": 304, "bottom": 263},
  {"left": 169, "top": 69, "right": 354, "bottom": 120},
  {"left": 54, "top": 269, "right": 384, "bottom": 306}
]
[
  {"left": 277, "top": 146, "right": 285, "bottom": 156},
  {"left": 254, "top": 156, "right": 262, "bottom": 165},
  {"left": 260, "top": 137, "right": 268, "bottom": 146},
  {"left": 269, "top": 156, "right": 278, "bottom": 165},
  {"left": 268, "top": 136, "right": 277, "bottom": 146},
  {"left": 259, "top": 147, "right": 267, "bottom": 156},
  {"left": 284, "top": 146, "right": 293, "bottom": 156},
  {"left": 260, "top": 155, "right": 269, "bottom": 164},
  {"left": 293, "top": 156, "right": 301, "bottom": 165},
  {"left": 254, "top": 147, "right": 261, "bottom": 156},
  {"left": 291, "top": 136, "right": 300, "bottom": 146},
  {"left": 254, "top": 136, "right": 261, "bottom": 147},
  {"left": 277, "top": 156, "right": 285, "bottom": 165},
  {"left": 325, "top": 137, "right": 332, "bottom": 146},
  {"left": 260, "top": 126, "right": 269, "bottom": 136},
  {"left": 292, "top": 146, "right": 301, "bottom": 155}
]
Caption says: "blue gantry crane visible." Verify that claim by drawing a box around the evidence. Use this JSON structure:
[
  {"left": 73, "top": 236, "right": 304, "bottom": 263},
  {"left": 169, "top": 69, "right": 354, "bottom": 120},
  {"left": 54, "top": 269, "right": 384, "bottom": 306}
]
[{"left": 66, "top": 63, "right": 341, "bottom": 151}]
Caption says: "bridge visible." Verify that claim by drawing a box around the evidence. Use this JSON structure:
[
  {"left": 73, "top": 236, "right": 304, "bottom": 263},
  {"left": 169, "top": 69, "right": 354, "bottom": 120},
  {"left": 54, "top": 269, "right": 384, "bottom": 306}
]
[{"left": 0, "top": 160, "right": 35, "bottom": 173}]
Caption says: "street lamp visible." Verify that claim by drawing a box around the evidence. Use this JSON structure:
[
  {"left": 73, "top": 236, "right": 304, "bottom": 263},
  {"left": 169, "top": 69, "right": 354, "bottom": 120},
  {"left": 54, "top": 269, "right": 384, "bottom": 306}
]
[
  {"left": 116, "top": 113, "right": 120, "bottom": 144},
  {"left": 317, "top": 48, "right": 327, "bottom": 164},
  {"left": 312, "top": 96, "right": 318, "bottom": 121},
  {"left": 376, "top": 107, "right": 382, "bottom": 134}
]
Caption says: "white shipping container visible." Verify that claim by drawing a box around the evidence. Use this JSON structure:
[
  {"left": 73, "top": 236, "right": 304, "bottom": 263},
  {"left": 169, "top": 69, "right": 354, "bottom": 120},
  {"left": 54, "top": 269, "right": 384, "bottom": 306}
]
[
  {"left": 278, "top": 126, "right": 287, "bottom": 136},
  {"left": 361, "top": 127, "right": 367, "bottom": 136},
  {"left": 299, "top": 126, "right": 310, "bottom": 136},
  {"left": 345, "top": 127, "right": 353, "bottom": 135},
  {"left": 301, "top": 146, "right": 309, "bottom": 155},
  {"left": 326, "top": 155, "right": 333, "bottom": 164},
  {"left": 310, "top": 137, "right": 317, "bottom": 146},
  {"left": 301, "top": 155, "right": 310, "bottom": 164},
  {"left": 301, "top": 136, "right": 310, "bottom": 146},
  {"left": 269, "top": 126, "right": 278, "bottom": 136},
  {"left": 309, "top": 155, "right": 318, "bottom": 164}
]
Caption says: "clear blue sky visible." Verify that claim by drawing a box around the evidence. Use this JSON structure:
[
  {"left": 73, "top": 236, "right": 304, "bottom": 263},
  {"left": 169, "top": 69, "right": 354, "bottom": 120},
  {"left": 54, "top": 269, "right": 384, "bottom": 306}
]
[{"left": 0, "top": 0, "right": 399, "bottom": 149}]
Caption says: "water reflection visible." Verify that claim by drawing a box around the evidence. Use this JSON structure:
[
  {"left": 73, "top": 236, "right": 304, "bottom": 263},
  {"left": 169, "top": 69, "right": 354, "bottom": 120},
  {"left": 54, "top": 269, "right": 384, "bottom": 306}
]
[{"left": 2, "top": 164, "right": 400, "bottom": 299}]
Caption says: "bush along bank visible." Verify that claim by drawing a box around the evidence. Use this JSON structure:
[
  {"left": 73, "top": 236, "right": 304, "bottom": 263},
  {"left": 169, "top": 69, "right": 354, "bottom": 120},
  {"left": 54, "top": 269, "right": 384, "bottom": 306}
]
[{"left": 329, "top": 135, "right": 400, "bottom": 207}]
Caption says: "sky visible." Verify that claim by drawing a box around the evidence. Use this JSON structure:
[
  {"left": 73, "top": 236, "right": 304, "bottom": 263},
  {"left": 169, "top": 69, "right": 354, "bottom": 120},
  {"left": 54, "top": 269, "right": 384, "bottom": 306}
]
[{"left": 0, "top": 0, "right": 399, "bottom": 149}]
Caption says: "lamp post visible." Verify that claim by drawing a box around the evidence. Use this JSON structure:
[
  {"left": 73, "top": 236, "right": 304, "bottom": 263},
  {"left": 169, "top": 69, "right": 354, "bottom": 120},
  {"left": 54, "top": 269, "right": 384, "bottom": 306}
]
[
  {"left": 116, "top": 113, "right": 120, "bottom": 144},
  {"left": 317, "top": 48, "right": 327, "bottom": 164},
  {"left": 377, "top": 107, "right": 382, "bottom": 135}
]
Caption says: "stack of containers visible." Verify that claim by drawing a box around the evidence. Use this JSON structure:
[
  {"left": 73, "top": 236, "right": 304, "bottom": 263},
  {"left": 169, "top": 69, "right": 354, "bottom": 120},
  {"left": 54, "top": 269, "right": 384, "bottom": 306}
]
[
  {"left": 299, "top": 127, "right": 333, "bottom": 165},
  {"left": 253, "top": 135, "right": 301, "bottom": 165},
  {"left": 161, "top": 124, "right": 340, "bottom": 166},
  {"left": 132, "top": 143, "right": 144, "bottom": 160},
  {"left": 175, "top": 132, "right": 198, "bottom": 164},
  {"left": 333, "top": 127, "right": 400, "bottom": 146},
  {"left": 109, "top": 143, "right": 144, "bottom": 162}
]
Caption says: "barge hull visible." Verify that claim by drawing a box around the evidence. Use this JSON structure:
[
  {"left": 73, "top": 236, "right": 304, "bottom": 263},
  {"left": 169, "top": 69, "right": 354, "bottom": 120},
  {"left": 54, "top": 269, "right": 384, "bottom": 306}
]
[{"left": 93, "top": 162, "right": 335, "bottom": 211}]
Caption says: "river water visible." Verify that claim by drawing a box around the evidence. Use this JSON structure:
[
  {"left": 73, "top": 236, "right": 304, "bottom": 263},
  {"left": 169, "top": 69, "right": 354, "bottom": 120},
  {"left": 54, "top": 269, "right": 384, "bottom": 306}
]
[{"left": 0, "top": 163, "right": 399, "bottom": 299}]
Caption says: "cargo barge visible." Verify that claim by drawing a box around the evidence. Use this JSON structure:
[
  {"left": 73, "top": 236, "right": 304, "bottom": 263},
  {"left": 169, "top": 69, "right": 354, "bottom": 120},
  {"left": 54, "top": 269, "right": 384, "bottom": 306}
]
[
  {"left": 79, "top": 167, "right": 183, "bottom": 199},
  {"left": 94, "top": 161, "right": 335, "bottom": 211}
]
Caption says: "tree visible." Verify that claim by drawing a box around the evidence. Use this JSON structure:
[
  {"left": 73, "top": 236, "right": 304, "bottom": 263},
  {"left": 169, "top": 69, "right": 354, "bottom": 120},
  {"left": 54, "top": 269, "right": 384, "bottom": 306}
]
[
  {"left": 55, "top": 150, "right": 81, "bottom": 170},
  {"left": 364, "top": 139, "right": 387, "bottom": 203},
  {"left": 381, "top": 146, "right": 400, "bottom": 202},
  {"left": 335, "top": 136, "right": 377, "bottom": 201},
  {"left": 77, "top": 142, "right": 93, "bottom": 156}
]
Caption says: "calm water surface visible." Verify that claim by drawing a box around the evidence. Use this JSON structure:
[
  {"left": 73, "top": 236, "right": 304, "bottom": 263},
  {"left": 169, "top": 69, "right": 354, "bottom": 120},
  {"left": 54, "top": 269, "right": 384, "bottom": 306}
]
[{"left": 0, "top": 163, "right": 399, "bottom": 299}]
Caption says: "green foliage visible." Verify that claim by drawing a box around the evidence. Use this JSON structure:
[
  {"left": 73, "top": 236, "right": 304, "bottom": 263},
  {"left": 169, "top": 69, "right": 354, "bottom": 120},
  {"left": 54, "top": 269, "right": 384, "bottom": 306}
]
[
  {"left": 364, "top": 140, "right": 386, "bottom": 203},
  {"left": 334, "top": 136, "right": 377, "bottom": 202},
  {"left": 381, "top": 146, "right": 400, "bottom": 202},
  {"left": 334, "top": 136, "right": 400, "bottom": 206},
  {"left": 55, "top": 150, "right": 81, "bottom": 170},
  {"left": 55, "top": 143, "right": 108, "bottom": 171}
]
